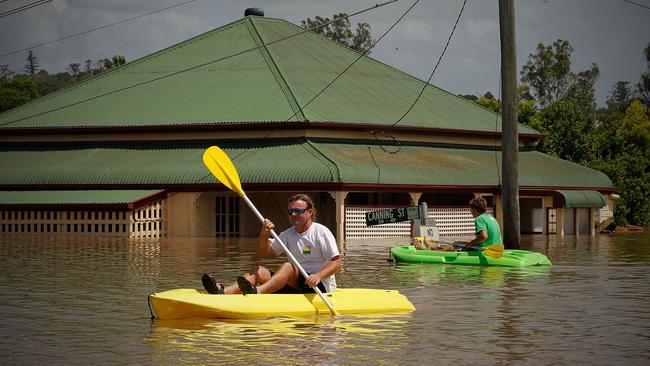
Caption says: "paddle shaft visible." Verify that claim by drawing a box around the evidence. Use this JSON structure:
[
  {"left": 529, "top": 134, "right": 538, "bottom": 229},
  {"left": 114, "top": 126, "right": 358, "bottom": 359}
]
[
  {"left": 425, "top": 239, "right": 503, "bottom": 258},
  {"left": 242, "top": 195, "right": 339, "bottom": 315}
]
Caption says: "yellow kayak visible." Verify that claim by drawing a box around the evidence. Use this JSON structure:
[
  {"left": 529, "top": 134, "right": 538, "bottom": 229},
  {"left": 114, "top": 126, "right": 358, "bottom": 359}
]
[{"left": 149, "top": 288, "right": 415, "bottom": 320}]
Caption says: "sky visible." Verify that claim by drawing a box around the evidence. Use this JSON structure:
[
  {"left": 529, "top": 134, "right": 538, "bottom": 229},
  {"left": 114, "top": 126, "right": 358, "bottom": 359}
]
[{"left": 1, "top": 0, "right": 648, "bottom": 106}]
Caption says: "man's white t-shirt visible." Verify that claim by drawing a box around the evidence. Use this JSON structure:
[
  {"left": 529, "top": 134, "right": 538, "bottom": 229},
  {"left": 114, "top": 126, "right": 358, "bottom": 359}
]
[{"left": 270, "top": 222, "right": 339, "bottom": 292}]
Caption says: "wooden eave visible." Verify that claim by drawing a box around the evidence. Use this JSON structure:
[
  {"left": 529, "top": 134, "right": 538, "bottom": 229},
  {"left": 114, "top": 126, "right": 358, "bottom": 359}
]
[{"left": 0, "top": 120, "right": 542, "bottom": 144}]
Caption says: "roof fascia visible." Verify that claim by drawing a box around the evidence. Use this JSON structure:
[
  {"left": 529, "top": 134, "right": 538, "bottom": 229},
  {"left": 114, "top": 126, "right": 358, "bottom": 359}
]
[{"left": 0, "top": 121, "right": 541, "bottom": 143}]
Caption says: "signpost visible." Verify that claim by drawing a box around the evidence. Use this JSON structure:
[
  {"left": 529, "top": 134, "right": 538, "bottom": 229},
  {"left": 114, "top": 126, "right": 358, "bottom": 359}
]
[{"left": 365, "top": 206, "right": 419, "bottom": 226}]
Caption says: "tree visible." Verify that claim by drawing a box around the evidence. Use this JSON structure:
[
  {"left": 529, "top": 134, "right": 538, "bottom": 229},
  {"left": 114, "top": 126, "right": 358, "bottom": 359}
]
[
  {"left": 0, "top": 64, "right": 14, "bottom": 80},
  {"left": 476, "top": 92, "right": 500, "bottom": 113},
  {"left": 111, "top": 54, "right": 126, "bottom": 68},
  {"left": 589, "top": 101, "right": 650, "bottom": 226},
  {"left": 618, "top": 100, "right": 650, "bottom": 150},
  {"left": 301, "top": 13, "right": 374, "bottom": 53},
  {"left": 0, "top": 76, "right": 39, "bottom": 113},
  {"left": 84, "top": 59, "right": 94, "bottom": 73},
  {"left": 459, "top": 94, "right": 478, "bottom": 101},
  {"left": 97, "top": 54, "right": 126, "bottom": 72},
  {"left": 23, "top": 50, "right": 40, "bottom": 77},
  {"left": 65, "top": 63, "right": 81, "bottom": 78},
  {"left": 566, "top": 64, "right": 599, "bottom": 111},
  {"left": 527, "top": 100, "right": 594, "bottom": 164},
  {"left": 637, "top": 42, "right": 650, "bottom": 108},
  {"left": 606, "top": 81, "right": 633, "bottom": 113},
  {"left": 521, "top": 39, "right": 599, "bottom": 111}
]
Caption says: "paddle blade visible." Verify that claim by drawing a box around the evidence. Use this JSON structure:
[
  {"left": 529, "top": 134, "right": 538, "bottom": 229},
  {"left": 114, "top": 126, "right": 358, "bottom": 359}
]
[
  {"left": 482, "top": 244, "right": 504, "bottom": 259},
  {"left": 202, "top": 146, "right": 244, "bottom": 197}
]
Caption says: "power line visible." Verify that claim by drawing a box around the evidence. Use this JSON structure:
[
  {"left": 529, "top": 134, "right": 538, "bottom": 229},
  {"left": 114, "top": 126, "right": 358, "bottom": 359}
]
[
  {"left": 0, "top": 0, "right": 201, "bottom": 58},
  {"left": 0, "top": 0, "right": 51, "bottom": 19},
  {"left": 621, "top": 0, "right": 650, "bottom": 10},
  {"left": 391, "top": 0, "right": 467, "bottom": 127},
  {"left": 0, "top": 0, "right": 399, "bottom": 127},
  {"left": 283, "top": 0, "right": 421, "bottom": 123}
]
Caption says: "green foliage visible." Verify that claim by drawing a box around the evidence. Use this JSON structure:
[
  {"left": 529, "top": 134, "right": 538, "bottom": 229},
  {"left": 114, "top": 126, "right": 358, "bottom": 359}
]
[
  {"left": 476, "top": 92, "right": 500, "bottom": 113},
  {"left": 521, "top": 39, "right": 599, "bottom": 111},
  {"left": 34, "top": 71, "right": 74, "bottom": 96},
  {"left": 301, "top": 13, "right": 374, "bottom": 53},
  {"left": 23, "top": 50, "right": 40, "bottom": 77},
  {"left": 0, "top": 76, "right": 39, "bottom": 113},
  {"left": 0, "top": 53, "right": 128, "bottom": 113},
  {"left": 458, "top": 94, "right": 478, "bottom": 101},
  {"left": 528, "top": 100, "right": 594, "bottom": 164},
  {"left": 619, "top": 100, "right": 650, "bottom": 151},
  {"left": 458, "top": 87, "right": 538, "bottom": 125},
  {"left": 606, "top": 81, "right": 633, "bottom": 113},
  {"left": 588, "top": 101, "right": 650, "bottom": 226}
]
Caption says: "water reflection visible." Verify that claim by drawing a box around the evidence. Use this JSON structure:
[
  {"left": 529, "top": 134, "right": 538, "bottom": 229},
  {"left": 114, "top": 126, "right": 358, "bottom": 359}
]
[
  {"left": 391, "top": 262, "right": 551, "bottom": 288},
  {"left": 147, "top": 314, "right": 414, "bottom": 364},
  {"left": 1, "top": 232, "right": 649, "bottom": 365}
]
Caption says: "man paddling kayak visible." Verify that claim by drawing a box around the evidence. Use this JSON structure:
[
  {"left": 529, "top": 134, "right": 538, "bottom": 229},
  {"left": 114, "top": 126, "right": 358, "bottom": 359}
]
[{"left": 202, "top": 193, "right": 342, "bottom": 295}]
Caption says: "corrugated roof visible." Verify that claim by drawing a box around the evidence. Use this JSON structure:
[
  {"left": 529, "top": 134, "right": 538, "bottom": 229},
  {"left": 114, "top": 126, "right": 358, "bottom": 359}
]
[
  {"left": 0, "top": 140, "right": 613, "bottom": 189},
  {"left": 0, "top": 16, "right": 538, "bottom": 135},
  {"left": 0, "top": 190, "right": 161, "bottom": 205}
]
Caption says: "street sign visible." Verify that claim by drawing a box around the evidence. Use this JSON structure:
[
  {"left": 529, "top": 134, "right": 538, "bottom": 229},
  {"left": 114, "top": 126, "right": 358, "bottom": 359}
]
[{"left": 365, "top": 206, "right": 419, "bottom": 226}]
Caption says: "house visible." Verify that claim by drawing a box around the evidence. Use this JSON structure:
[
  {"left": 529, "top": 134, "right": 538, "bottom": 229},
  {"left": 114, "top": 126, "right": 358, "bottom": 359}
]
[{"left": 0, "top": 10, "right": 616, "bottom": 242}]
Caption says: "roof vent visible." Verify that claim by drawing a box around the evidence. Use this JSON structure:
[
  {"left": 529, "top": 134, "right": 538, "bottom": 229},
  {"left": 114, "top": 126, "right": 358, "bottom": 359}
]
[{"left": 244, "top": 8, "right": 264, "bottom": 17}]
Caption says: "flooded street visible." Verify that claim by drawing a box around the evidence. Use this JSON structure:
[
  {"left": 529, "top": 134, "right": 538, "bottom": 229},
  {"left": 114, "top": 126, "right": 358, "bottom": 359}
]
[{"left": 1, "top": 232, "right": 649, "bottom": 365}]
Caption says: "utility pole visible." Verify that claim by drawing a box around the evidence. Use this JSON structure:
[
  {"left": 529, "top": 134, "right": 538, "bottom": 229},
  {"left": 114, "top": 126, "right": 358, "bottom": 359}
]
[{"left": 499, "top": 0, "right": 520, "bottom": 248}]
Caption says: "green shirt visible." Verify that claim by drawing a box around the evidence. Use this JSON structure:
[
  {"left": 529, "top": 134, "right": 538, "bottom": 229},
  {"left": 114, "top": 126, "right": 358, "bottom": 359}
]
[{"left": 474, "top": 213, "right": 502, "bottom": 247}]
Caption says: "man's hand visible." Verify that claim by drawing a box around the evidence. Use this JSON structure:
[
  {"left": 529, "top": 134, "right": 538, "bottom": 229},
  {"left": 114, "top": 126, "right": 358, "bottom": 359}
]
[
  {"left": 262, "top": 219, "right": 275, "bottom": 232},
  {"left": 305, "top": 273, "right": 322, "bottom": 288}
]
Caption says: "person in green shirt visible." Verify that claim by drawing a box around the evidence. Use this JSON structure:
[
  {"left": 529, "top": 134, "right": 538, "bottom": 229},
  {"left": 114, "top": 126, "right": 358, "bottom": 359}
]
[
  {"left": 454, "top": 197, "right": 503, "bottom": 251},
  {"left": 412, "top": 196, "right": 503, "bottom": 252}
]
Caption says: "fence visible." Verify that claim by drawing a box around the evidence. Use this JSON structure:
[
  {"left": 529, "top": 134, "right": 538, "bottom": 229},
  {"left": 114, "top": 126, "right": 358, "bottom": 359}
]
[{"left": 345, "top": 206, "right": 494, "bottom": 239}]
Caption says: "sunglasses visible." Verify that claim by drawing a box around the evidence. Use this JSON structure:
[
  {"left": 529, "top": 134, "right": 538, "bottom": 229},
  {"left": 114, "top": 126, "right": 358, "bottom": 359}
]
[{"left": 287, "top": 208, "right": 308, "bottom": 215}]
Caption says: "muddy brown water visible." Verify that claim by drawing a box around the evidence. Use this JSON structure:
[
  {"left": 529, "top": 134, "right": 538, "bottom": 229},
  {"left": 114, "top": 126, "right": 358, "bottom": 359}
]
[{"left": 1, "top": 232, "right": 649, "bottom": 365}]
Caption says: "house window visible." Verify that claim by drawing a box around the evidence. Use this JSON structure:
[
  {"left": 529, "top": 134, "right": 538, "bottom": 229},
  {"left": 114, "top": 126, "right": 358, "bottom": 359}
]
[{"left": 216, "top": 196, "right": 240, "bottom": 237}]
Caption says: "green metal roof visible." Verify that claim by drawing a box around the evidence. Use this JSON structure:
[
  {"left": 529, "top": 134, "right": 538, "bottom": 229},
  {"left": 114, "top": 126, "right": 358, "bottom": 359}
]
[
  {"left": 0, "top": 16, "right": 538, "bottom": 135},
  {"left": 0, "top": 190, "right": 161, "bottom": 205},
  {"left": 0, "top": 139, "right": 613, "bottom": 189},
  {"left": 555, "top": 190, "right": 607, "bottom": 208}
]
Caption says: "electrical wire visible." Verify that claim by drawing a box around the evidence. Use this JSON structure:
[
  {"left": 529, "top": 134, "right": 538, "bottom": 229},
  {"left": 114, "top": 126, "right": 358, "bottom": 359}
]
[
  {"left": 0, "top": 0, "right": 399, "bottom": 128},
  {"left": 621, "top": 0, "right": 650, "bottom": 10},
  {"left": 0, "top": 0, "right": 51, "bottom": 19},
  {"left": 373, "top": 0, "right": 466, "bottom": 155},
  {"left": 282, "top": 0, "right": 421, "bottom": 123},
  {"left": 391, "top": 0, "right": 467, "bottom": 127},
  {"left": 0, "top": 0, "right": 201, "bottom": 58}
]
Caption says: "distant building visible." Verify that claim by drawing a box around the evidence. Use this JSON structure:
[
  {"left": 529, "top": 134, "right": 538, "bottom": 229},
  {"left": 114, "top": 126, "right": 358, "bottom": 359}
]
[{"left": 0, "top": 10, "right": 616, "bottom": 242}]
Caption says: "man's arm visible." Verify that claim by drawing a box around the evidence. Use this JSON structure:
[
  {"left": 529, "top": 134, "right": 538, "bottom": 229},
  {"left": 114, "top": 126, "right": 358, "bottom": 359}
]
[
  {"left": 464, "top": 230, "right": 488, "bottom": 248},
  {"left": 305, "top": 256, "right": 342, "bottom": 288},
  {"left": 257, "top": 219, "right": 276, "bottom": 257}
]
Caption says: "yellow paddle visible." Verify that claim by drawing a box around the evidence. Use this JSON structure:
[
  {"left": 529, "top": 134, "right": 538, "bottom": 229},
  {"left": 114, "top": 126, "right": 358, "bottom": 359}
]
[
  {"left": 202, "top": 146, "right": 340, "bottom": 316},
  {"left": 481, "top": 243, "right": 504, "bottom": 259}
]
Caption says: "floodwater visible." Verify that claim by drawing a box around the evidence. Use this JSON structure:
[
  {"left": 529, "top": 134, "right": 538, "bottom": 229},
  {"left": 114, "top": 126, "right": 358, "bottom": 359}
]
[{"left": 1, "top": 232, "right": 649, "bottom": 365}]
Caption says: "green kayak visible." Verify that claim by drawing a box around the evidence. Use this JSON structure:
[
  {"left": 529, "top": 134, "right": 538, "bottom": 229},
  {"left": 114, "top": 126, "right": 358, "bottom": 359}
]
[{"left": 390, "top": 245, "right": 552, "bottom": 267}]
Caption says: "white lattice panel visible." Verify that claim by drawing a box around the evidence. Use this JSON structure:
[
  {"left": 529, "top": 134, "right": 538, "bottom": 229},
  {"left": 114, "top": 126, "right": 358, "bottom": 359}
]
[
  {"left": 345, "top": 207, "right": 411, "bottom": 239},
  {"left": 345, "top": 206, "right": 494, "bottom": 239}
]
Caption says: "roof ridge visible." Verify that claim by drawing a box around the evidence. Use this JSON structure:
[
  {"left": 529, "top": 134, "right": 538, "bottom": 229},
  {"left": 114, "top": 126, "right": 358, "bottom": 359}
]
[{"left": 247, "top": 17, "right": 306, "bottom": 121}]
